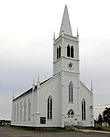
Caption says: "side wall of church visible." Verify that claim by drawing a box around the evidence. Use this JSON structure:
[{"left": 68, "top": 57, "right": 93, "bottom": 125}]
[
  {"left": 11, "top": 92, "right": 33, "bottom": 127},
  {"left": 11, "top": 74, "right": 62, "bottom": 127}
]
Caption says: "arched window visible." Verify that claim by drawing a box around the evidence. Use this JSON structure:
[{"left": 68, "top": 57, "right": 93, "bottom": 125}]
[
  {"left": 47, "top": 96, "right": 52, "bottom": 119},
  {"left": 67, "top": 45, "right": 70, "bottom": 57},
  {"left": 14, "top": 104, "right": 16, "bottom": 121},
  {"left": 71, "top": 46, "right": 74, "bottom": 58},
  {"left": 24, "top": 100, "right": 26, "bottom": 121},
  {"left": 59, "top": 46, "right": 61, "bottom": 58},
  {"left": 68, "top": 109, "right": 74, "bottom": 118},
  {"left": 28, "top": 99, "right": 31, "bottom": 121},
  {"left": 57, "top": 48, "right": 59, "bottom": 59},
  {"left": 82, "top": 99, "right": 86, "bottom": 120},
  {"left": 57, "top": 46, "right": 61, "bottom": 59},
  {"left": 69, "top": 81, "right": 73, "bottom": 103},
  {"left": 17, "top": 103, "right": 19, "bottom": 121}
]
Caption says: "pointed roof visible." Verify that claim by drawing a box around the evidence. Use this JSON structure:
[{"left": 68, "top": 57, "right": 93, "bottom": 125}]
[{"left": 59, "top": 5, "right": 72, "bottom": 36}]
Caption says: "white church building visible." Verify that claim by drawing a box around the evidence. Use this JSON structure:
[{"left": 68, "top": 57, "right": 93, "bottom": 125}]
[{"left": 11, "top": 5, "right": 94, "bottom": 128}]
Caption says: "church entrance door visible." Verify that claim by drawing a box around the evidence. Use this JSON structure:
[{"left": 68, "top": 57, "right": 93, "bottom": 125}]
[{"left": 64, "top": 109, "right": 75, "bottom": 126}]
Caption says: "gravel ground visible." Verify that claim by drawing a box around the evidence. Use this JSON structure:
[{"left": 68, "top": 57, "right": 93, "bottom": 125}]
[{"left": 0, "top": 127, "right": 110, "bottom": 137}]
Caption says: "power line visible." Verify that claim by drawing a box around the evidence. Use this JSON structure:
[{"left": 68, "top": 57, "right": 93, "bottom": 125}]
[{"left": 94, "top": 104, "right": 110, "bottom": 108}]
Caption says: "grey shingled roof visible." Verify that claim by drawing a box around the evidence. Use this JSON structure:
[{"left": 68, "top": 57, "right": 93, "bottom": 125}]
[{"left": 13, "top": 77, "right": 52, "bottom": 101}]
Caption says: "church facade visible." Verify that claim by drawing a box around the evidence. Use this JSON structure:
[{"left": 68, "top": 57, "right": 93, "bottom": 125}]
[{"left": 11, "top": 5, "right": 94, "bottom": 128}]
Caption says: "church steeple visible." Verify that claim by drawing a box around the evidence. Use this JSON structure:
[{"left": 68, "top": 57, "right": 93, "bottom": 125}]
[
  {"left": 53, "top": 5, "right": 79, "bottom": 76},
  {"left": 59, "top": 5, "right": 72, "bottom": 36}
]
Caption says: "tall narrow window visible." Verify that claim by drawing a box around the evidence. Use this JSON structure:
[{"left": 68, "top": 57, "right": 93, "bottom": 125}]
[
  {"left": 69, "top": 81, "right": 73, "bottom": 102},
  {"left": 28, "top": 99, "right": 31, "bottom": 121},
  {"left": 67, "top": 45, "right": 70, "bottom": 57},
  {"left": 59, "top": 46, "right": 61, "bottom": 58},
  {"left": 82, "top": 99, "right": 86, "bottom": 120},
  {"left": 20, "top": 102, "right": 22, "bottom": 121},
  {"left": 17, "top": 103, "right": 19, "bottom": 121},
  {"left": 24, "top": 100, "right": 26, "bottom": 121},
  {"left": 14, "top": 104, "right": 16, "bottom": 121},
  {"left": 57, "top": 46, "right": 61, "bottom": 59},
  {"left": 57, "top": 48, "right": 59, "bottom": 59},
  {"left": 47, "top": 96, "right": 52, "bottom": 120},
  {"left": 71, "top": 46, "right": 74, "bottom": 58}
]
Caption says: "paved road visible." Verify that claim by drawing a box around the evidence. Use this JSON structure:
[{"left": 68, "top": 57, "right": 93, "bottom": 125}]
[{"left": 0, "top": 127, "right": 110, "bottom": 137}]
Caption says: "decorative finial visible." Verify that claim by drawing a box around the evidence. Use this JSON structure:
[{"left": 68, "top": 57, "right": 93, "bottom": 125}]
[
  {"left": 32, "top": 78, "right": 35, "bottom": 90},
  {"left": 77, "top": 28, "right": 79, "bottom": 37},
  {"left": 91, "top": 80, "right": 93, "bottom": 93},
  {"left": 38, "top": 74, "right": 40, "bottom": 83},
  {"left": 12, "top": 89, "right": 14, "bottom": 100},
  {"left": 54, "top": 32, "right": 55, "bottom": 40},
  {"left": 37, "top": 74, "right": 40, "bottom": 88}
]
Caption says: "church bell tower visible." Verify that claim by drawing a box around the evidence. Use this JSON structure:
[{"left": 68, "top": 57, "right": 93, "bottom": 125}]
[
  {"left": 53, "top": 5, "right": 79, "bottom": 76},
  {"left": 53, "top": 5, "right": 80, "bottom": 127}
]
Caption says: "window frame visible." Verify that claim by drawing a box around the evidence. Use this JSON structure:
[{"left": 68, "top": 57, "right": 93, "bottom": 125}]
[
  {"left": 28, "top": 99, "right": 31, "bottom": 121},
  {"left": 20, "top": 102, "right": 22, "bottom": 121},
  {"left": 71, "top": 46, "right": 74, "bottom": 58},
  {"left": 82, "top": 99, "right": 86, "bottom": 120},
  {"left": 24, "top": 100, "right": 26, "bottom": 121},
  {"left": 67, "top": 45, "right": 70, "bottom": 57},
  {"left": 59, "top": 46, "right": 61, "bottom": 58},
  {"left": 67, "top": 45, "right": 74, "bottom": 58},
  {"left": 47, "top": 96, "right": 52, "bottom": 120},
  {"left": 67, "top": 109, "right": 74, "bottom": 118},
  {"left": 69, "top": 81, "right": 73, "bottom": 103},
  {"left": 17, "top": 103, "right": 19, "bottom": 121},
  {"left": 57, "top": 46, "right": 61, "bottom": 59}
]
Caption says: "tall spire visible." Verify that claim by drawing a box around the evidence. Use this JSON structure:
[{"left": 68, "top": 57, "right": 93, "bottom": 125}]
[{"left": 59, "top": 5, "right": 72, "bottom": 36}]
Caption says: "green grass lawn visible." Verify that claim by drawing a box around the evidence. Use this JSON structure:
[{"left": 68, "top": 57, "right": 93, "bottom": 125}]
[
  {"left": 93, "top": 126, "right": 110, "bottom": 132},
  {"left": 102, "top": 126, "right": 110, "bottom": 132}
]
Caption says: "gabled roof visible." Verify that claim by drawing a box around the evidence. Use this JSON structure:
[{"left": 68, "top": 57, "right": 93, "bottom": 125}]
[
  {"left": 59, "top": 5, "right": 72, "bottom": 36},
  {"left": 13, "top": 77, "right": 52, "bottom": 101},
  {"left": 80, "top": 81, "right": 92, "bottom": 94}
]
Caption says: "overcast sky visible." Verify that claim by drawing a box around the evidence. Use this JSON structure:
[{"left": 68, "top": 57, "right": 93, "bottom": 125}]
[{"left": 0, "top": 0, "right": 110, "bottom": 119}]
